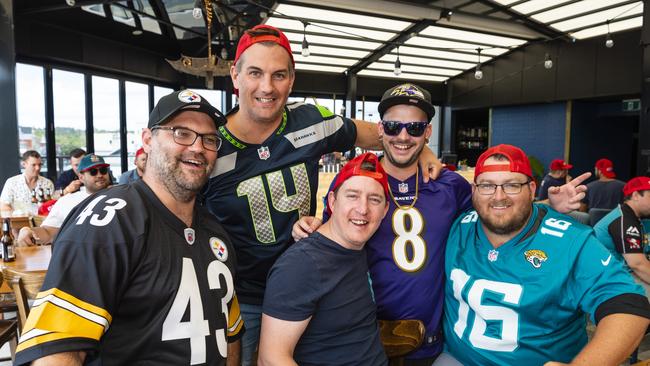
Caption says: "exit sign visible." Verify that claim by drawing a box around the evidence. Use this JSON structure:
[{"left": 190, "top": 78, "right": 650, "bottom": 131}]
[{"left": 622, "top": 99, "right": 641, "bottom": 112}]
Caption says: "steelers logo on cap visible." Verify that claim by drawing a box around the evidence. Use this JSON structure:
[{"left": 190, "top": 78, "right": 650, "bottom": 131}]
[
  {"left": 178, "top": 90, "right": 201, "bottom": 104},
  {"left": 210, "top": 237, "right": 228, "bottom": 262}
]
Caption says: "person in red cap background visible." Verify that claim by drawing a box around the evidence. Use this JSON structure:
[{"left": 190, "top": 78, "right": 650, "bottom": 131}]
[
  {"left": 593, "top": 176, "right": 650, "bottom": 296},
  {"left": 581, "top": 158, "right": 626, "bottom": 211},
  {"left": 538, "top": 158, "right": 573, "bottom": 200},
  {"left": 200, "top": 24, "right": 441, "bottom": 364},
  {"left": 118, "top": 147, "right": 147, "bottom": 184},
  {"left": 259, "top": 153, "right": 390, "bottom": 366},
  {"left": 440, "top": 144, "right": 650, "bottom": 366}
]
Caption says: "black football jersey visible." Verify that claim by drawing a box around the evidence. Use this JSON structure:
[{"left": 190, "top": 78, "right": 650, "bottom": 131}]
[
  {"left": 202, "top": 102, "right": 357, "bottom": 304},
  {"left": 15, "top": 180, "right": 243, "bottom": 366}
]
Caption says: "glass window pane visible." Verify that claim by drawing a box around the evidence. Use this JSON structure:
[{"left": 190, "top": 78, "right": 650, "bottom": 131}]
[
  {"left": 53, "top": 69, "right": 86, "bottom": 175},
  {"left": 363, "top": 101, "right": 380, "bottom": 122},
  {"left": 154, "top": 86, "right": 174, "bottom": 105},
  {"left": 193, "top": 89, "right": 223, "bottom": 112},
  {"left": 125, "top": 81, "right": 148, "bottom": 179},
  {"left": 16, "top": 64, "right": 47, "bottom": 172},
  {"left": 93, "top": 76, "right": 122, "bottom": 178}
]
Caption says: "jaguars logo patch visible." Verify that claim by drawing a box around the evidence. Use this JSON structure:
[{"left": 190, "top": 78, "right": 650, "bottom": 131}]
[{"left": 524, "top": 249, "right": 548, "bottom": 269}]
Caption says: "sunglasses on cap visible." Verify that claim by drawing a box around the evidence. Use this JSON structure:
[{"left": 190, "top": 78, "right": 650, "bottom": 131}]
[
  {"left": 381, "top": 121, "right": 429, "bottom": 137},
  {"left": 86, "top": 166, "right": 109, "bottom": 176}
]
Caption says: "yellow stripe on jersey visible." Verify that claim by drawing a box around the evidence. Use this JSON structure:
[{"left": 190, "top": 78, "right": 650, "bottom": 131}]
[
  {"left": 228, "top": 294, "right": 244, "bottom": 337},
  {"left": 16, "top": 288, "right": 112, "bottom": 352}
]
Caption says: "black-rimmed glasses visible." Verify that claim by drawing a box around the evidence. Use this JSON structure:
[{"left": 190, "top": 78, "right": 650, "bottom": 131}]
[
  {"left": 87, "top": 166, "right": 109, "bottom": 176},
  {"left": 475, "top": 181, "right": 531, "bottom": 195},
  {"left": 381, "top": 121, "right": 429, "bottom": 137},
  {"left": 152, "top": 126, "right": 222, "bottom": 152}
]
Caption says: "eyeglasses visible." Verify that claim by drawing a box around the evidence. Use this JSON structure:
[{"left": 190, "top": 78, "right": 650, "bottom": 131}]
[
  {"left": 381, "top": 121, "right": 429, "bottom": 137},
  {"left": 475, "top": 181, "right": 531, "bottom": 195},
  {"left": 151, "top": 126, "right": 222, "bottom": 152},
  {"left": 86, "top": 166, "right": 109, "bottom": 176}
]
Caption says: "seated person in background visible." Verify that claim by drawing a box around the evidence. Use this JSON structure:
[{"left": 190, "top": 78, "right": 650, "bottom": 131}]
[
  {"left": 258, "top": 153, "right": 390, "bottom": 366},
  {"left": 16, "top": 154, "right": 111, "bottom": 246},
  {"left": 593, "top": 176, "right": 650, "bottom": 296},
  {"left": 440, "top": 144, "right": 650, "bottom": 366},
  {"left": 1, "top": 150, "right": 54, "bottom": 215},
  {"left": 537, "top": 158, "right": 572, "bottom": 200},
  {"left": 55, "top": 148, "right": 86, "bottom": 195},
  {"left": 581, "top": 158, "right": 626, "bottom": 211},
  {"left": 118, "top": 147, "right": 146, "bottom": 184}
]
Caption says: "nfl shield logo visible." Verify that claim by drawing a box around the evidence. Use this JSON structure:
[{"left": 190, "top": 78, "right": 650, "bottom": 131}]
[
  {"left": 257, "top": 146, "right": 270, "bottom": 160},
  {"left": 184, "top": 228, "right": 195, "bottom": 245},
  {"left": 487, "top": 249, "right": 499, "bottom": 262},
  {"left": 398, "top": 182, "right": 409, "bottom": 193}
]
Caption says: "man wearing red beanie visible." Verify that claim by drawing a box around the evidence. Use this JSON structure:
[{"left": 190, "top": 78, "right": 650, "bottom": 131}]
[{"left": 118, "top": 147, "right": 147, "bottom": 184}]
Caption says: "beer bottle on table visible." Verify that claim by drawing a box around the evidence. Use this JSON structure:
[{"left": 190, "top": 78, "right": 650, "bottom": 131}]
[{"left": 1, "top": 218, "right": 15, "bottom": 262}]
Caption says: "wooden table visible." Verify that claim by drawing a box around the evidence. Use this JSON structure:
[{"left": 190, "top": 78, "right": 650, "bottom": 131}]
[{"left": 1, "top": 246, "right": 51, "bottom": 299}]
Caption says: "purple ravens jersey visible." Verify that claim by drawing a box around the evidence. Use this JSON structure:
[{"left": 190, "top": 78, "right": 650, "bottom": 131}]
[
  {"left": 367, "top": 168, "right": 472, "bottom": 359},
  {"left": 202, "top": 102, "right": 356, "bottom": 305}
]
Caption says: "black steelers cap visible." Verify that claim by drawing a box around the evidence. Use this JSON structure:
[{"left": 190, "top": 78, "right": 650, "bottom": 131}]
[
  {"left": 148, "top": 89, "right": 227, "bottom": 128},
  {"left": 378, "top": 83, "right": 436, "bottom": 122}
]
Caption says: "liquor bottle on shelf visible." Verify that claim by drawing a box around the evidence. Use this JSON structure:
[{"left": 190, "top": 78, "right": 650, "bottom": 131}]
[{"left": 1, "top": 218, "right": 15, "bottom": 262}]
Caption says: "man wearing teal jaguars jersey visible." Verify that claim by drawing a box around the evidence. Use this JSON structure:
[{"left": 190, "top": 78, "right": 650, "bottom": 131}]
[{"left": 440, "top": 144, "right": 650, "bottom": 366}]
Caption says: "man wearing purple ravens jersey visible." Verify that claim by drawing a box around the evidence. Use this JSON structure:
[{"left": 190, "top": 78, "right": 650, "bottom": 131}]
[
  {"left": 201, "top": 25, "right": 442, "bottom": 365},
  {"left": 294, "top": 84, "right": 591, "bottom": 365}
]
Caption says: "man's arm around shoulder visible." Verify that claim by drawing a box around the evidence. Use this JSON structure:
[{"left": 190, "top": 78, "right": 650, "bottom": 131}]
[
  {"left": 257, "top": 314, "right": 311, "bottom": 366},
  {"left": 624, "top": 253, "right": 650, "bottom": 284}
]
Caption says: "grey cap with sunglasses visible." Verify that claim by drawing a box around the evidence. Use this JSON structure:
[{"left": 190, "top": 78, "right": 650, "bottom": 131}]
[
  {"left": 378, "top": 83, "right": 436, "bottom": 122},
  {"left": 78, "top": 154, "right": 110, "bottom": 173}
]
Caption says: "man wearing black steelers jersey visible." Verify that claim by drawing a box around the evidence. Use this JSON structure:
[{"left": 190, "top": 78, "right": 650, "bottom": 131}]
[
  {"left": 201, "top": 24, "right": 441, "bottom": 365},
  {"left": 16, "top": 90, "right": 243, "bottom": 366}
]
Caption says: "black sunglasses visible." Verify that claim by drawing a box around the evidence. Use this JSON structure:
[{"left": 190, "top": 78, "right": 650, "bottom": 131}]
[
  {"left": 87, "top": 166, "right": 109, "bottom": 176},
  {"left": 381, "top": 121, "right": 429, "bottom": 137}
]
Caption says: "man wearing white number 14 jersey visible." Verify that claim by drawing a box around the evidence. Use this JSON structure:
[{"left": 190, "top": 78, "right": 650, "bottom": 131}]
[
  {"left": 15, "top": 90, "right": 243, "bottom": 366},
  {"left": 441, "top": 144, "right": 650, "bottom": 366}
]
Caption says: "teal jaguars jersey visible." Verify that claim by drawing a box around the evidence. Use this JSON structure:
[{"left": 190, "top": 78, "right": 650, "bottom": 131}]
[
  {"left": 202, "top": 102, "right": 356, "bottom": 305},
  {"left": 443, "top": 204, "right": 644, "bottom": 366}
]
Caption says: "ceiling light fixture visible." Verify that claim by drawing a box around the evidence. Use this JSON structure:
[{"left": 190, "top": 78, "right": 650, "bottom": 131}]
[
  {"left": 259, "top": 10, "right": 268, "bottom": 19},
  {"left": 394, "top": 47, "right": 402, "bottom": 76},
  {"left": 544, "top": 53, "right": 553, "bottom": 69},
  {"left": 192, "top": 0, "right": 203, "bottom": 19},
  {"left": 65, "top": 0, "right": 75, "bottom": 6},
  {"left": 605, "top": 20, "right": 614, "bottom": 48},
  {"left": 132, "top": 29, "right": 143, "bottom": 36},
  {"left": 220, "top": 47, "right": 228, "bottom": 60},
  {"left": 440, "top": 8, "right": 453, "bottom": 21},
  {"left": 301, "top": 22, "right": 310, "bottom": 57},
  {"left": 474, "top": 48, "right": 483, "bottom": 80}
]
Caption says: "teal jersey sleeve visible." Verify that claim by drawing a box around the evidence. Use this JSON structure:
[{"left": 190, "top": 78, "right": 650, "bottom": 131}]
[{"left": 568, "top": 232, "right": 644, "bottom": 323}]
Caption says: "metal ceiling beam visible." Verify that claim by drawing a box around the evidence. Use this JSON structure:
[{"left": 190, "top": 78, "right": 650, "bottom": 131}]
[
  {"left": 148, "top": 0, "right": 176, "bottom": 42},
  {"left": 473, "top": 0, "right": 571, "bottom": 41},
  {"left": 347, "top": 19, "right": 433, "bottom": 75},
  {"left": 543, "top": 0, "right": 640, "bottom": 26},
  {"left": 283, "top": 0, "right": 546, "bottom": 40}
]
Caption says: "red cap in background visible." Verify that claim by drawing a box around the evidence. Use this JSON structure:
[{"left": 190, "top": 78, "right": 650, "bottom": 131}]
[
  {"left": 550, "top": 159, "right": 572, "bottom": 171},
  {"left": 595, "top": 158, "right": 616, "bottom": 178}
]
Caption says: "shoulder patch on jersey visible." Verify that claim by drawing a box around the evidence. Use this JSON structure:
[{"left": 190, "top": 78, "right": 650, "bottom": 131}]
[
  {"left": 524, "top": 249, "right": 548, "bottom": 269},
  {"left": 626, "top": 226, "right": 640, "bottom": 237},
  {"left": 284, "top": 116, "right": 345, "bottom": 148},
  {"left": 184, "top": 228, "right": 195, "bottom": 245},
  {"left": 211, "top": 152, "right": 237, "bottom": 178},
  {"left": 315, "top": 105, "right": 334, "bottom": 118},
  {"left": 210, "top": 237, "right": 229, "bottom": 262}
]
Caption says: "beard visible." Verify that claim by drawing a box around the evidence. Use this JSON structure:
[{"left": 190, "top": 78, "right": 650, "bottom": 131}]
[
  {"left": 148, "top": 142, "right": 214, "bottom": 202},
  {"left": 382, "top": 139, "right": 425, "bottom": 169},
  {"left": 473, "top": 196, "right": 533, "bottom": 236}
]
